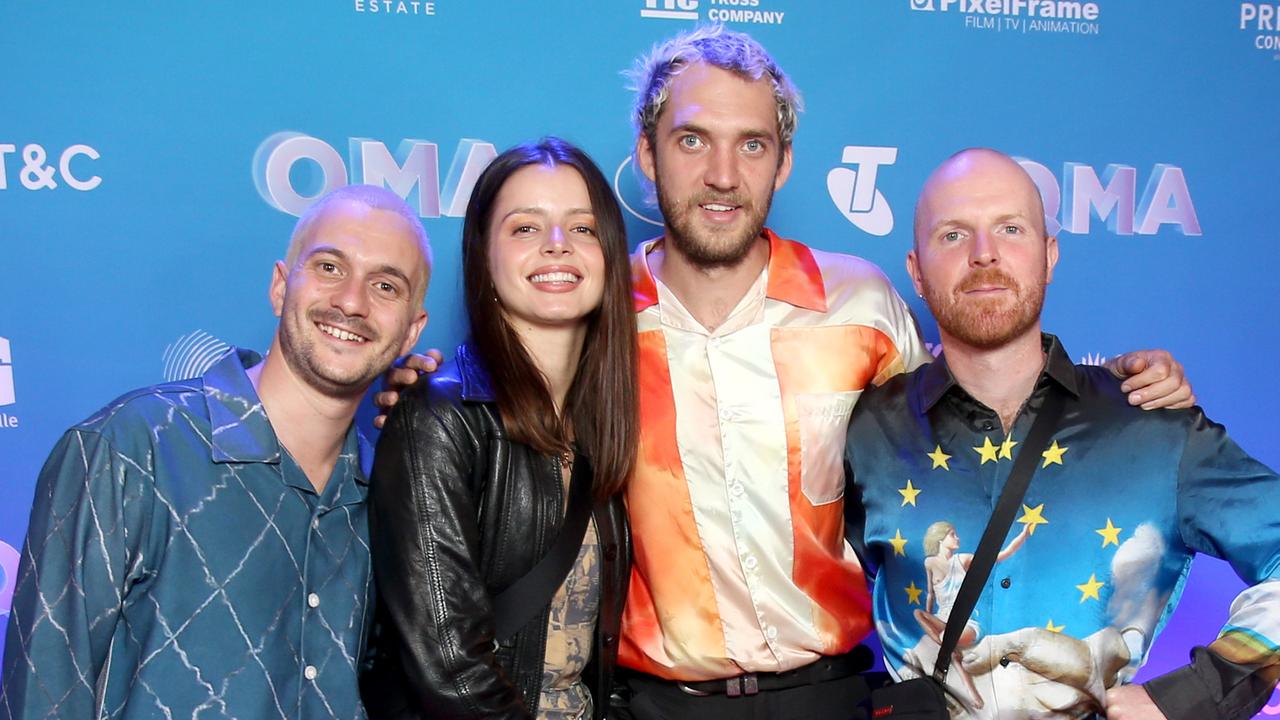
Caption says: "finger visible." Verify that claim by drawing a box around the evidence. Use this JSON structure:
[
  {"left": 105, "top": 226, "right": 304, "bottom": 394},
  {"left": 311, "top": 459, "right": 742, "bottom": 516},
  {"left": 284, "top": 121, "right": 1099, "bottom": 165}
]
[
  {"left": 426, "top": 348, "right": 444, "bottom": 365},
  {"left": 1139, "top": 383, "right": 1193, "bottom": 411},
  {"left": 385, "top": 367, "right": 421, "bottom": 389},
  {"left": 373, "top": 415, "right": 386, "bottom": 430},
  {"left": 1119, "top": 361, "right": 1173, "bottom": 395},
  {"left": 396, "top": 354, "right": 433, "bottom": 373},
  {"left": 1112, "top": 353, "right": 1147, "bottom": 384},
  {"left": 373, "top": 390, "right": 401, "bottom": 411}
]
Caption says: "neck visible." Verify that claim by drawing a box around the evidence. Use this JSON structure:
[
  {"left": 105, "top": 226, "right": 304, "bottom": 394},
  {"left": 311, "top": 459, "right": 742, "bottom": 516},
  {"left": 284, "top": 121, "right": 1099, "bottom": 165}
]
[
  {"left": 651, "top": 232, "right": 770, "bottom": 332},
  {"left": 510, "top": 322, "right": 586, "bottom": 413},
  {"left": 940, "top": 326, "right": 1046, "bottom": 433},
  {"left": 251, "top": 336, "right": 362, "bottom": 492}
]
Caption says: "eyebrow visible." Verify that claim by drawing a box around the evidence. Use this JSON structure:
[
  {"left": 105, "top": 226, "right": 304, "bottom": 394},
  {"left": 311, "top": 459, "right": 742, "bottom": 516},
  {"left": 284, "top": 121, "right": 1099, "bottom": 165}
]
[
  {"left": 499, "top": 207, "right": 595, "bottom": 222},
  {"left": 307, "top": 246, "right": 414, "bottom": 287},
  {"left": 672, "top": 121, "right": 774, "bottom": 141}
]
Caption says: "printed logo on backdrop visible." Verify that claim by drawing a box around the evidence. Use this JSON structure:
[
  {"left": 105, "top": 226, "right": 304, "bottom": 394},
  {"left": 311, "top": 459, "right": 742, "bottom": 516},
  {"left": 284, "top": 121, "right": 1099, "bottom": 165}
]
[
  {"left": 825, "top": 150, "right": 1201, "bottom": 238},
  {"left": 1261, "top": 687, "right": 1280, "bottom": 716},
  {"left": 254, "top": 132, "right": 496, "bottom": 218},
  {"left": 163, "top": 331, "right": 231, "bottom": 382},
  {"left": 640, "top": 0, "right": 788, "bottom": 26},
  {"left": 0, "top": 143, "right": 101, "bottom": 191},
  {"left": 909, "top": 0, "right": 1101, "bottom": 36},
  {"left": 613, "top": 156, "right": 664, "bottom": 227},
  {"left": 827, "top": 146, "right": 898, "bottom": 236},
  {"left": 0, "top": 337, "right": 18, "bottom": 430},
  {"left": 352, "top": 0, "right": 437, "bottom": 16},
  {"left": 0, "top": 540, "right": 20, "bottom": 617},
  {"left": 1239, "top": 3, "right": 1280, "bottom": 59}
]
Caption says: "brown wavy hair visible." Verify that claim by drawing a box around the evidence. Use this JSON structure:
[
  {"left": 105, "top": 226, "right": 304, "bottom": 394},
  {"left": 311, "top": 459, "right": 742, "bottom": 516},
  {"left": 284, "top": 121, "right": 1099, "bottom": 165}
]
[{"left": 461, "top": 137, "right": 638, "bottom": 498}]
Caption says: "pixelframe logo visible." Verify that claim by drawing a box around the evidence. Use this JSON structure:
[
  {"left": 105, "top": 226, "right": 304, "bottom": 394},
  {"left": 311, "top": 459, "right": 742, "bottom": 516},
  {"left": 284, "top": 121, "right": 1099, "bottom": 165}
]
[
  {"left": 911, "top": 0, "right": 936, "bottom": 9},
  {"left": 826, "top": 146, "right": 898, "bottom": 236},
  {"left": 909, "top": 0, "right": 1102, "bottom": 36}
]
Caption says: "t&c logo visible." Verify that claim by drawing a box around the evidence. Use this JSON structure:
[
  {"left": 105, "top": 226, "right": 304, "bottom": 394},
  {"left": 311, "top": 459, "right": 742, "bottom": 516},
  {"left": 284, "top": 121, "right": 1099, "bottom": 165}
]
[
  {"left": 826, "top": 146, "right": 898, "bottom": 237},
  {"left": 0, "top": 143, "right": 101, "bottom": 191}
]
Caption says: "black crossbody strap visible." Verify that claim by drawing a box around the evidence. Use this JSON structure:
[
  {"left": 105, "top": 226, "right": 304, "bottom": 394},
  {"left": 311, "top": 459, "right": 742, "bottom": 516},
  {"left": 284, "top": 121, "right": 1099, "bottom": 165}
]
[
  {"left": 932, "top": 390, "right": 1066, "bottom": 682},
  {"left": 491, "top": 451, "right": 594, "bottom": 642}
]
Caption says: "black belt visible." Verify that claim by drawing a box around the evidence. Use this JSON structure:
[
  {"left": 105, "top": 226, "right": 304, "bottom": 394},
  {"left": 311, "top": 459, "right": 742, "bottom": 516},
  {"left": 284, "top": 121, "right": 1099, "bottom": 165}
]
[{"left": 660, "top": 646, "right": 874, "bottom": 697}]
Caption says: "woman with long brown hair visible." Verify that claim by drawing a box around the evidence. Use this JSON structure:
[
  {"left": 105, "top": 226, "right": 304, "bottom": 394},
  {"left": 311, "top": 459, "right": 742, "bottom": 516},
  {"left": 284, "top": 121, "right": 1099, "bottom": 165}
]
[{"left": 361, "top": 137, "right": 638, "bottom": 719}]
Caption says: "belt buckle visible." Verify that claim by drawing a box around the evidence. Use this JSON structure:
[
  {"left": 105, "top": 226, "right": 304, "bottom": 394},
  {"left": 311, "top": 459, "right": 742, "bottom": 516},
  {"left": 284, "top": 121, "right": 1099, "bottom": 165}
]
[
  {"left": 725, "top": 674, "right": 759, "bottom": 697},
  {"left": 676, "top": 682, "right": 713, "bottom": 697}
]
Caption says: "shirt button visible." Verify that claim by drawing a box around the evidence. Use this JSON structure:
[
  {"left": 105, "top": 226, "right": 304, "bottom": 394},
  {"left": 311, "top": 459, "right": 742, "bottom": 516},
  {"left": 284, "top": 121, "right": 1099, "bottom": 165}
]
[
  {"left": 308, "top": 593, "right": 321, "bottom": 608},
  {"left": 303, "top": 665, "right": 318, "bottom": 680},
  {"left": 311, "top": 518, "right": 320, "bottom": 530},
  {"left": 720, "top": 408, "right": 732, "bottom": 421},
  {"left": 1000, "top": 577, "right": 1012, "bottom": 589},
  {"left": 765, "top": 626, "right": 778, "bottom": 640},
  {"left": 982, "top": 421, "right": 995, "bottom": 431},
  {"left": 744, "top": 556, "right": 758, "bottom": 570}
]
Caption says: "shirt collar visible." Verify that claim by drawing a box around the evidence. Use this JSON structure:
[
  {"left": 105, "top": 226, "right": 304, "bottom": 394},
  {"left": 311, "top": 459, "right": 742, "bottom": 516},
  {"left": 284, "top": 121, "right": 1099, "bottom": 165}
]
[
  {"left": 915, "top": 333, "right": 1080, "bottom": 414},
  {"left": 631, "top": 228, "right": 828, "bottom": 313},
  {"left": 203, "top": 347, "right": 369, "bottom": 486}
]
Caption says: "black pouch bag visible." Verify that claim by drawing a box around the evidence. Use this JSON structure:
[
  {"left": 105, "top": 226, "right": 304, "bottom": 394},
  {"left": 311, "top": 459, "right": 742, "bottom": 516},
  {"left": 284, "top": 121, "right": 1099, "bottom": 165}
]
[{"left": 868, "top": 392, "right": 1065, "bottom": 720}]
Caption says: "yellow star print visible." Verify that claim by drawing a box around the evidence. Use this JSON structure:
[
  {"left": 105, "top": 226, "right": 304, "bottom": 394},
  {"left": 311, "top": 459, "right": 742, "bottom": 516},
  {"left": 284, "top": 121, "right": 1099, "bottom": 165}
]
[
  {"left": 1041, "top": 440, "right": 1069, "bottom": 468},
  {"left": 973, "top": 436, "right": 1000, "bottom": 465},
  {"left": 905, "top": 581, "right": 923, "bottom": 605},
  {"left": 1076, "top": 574, "right": 1104, "bottom": 602},
  {"left": 927, "top": 445, "right": 952, "bottom": 471},
  {"left": 899, "top": 480, "right": 922, "bottom": 507},
  {"left": 889, "top": 530, "right": 909, "bottom": 557},
  {"left": 1096, "top": 518, "right": 1123, "bottom": 547},
  {"left": 1017, "top": 503, "right": 1049, "bottom": 535},
  {"left": 999, "top": 434, "right": 1018, "bottom": 460},
  {"left": 1045, "top": 619, "right": 1065, "bottom": 633}
]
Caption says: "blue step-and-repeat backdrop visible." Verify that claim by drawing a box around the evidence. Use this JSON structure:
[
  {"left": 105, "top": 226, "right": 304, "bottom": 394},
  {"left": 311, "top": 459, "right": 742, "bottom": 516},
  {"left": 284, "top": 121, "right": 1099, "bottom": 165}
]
[{"left": 2, "top": 1, "right": 1278, "bottom": 713}]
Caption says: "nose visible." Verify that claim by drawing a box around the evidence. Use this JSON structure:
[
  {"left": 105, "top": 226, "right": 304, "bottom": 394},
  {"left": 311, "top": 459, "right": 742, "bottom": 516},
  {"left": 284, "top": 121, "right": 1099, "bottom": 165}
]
[
  {"left": 969, "top": 229, "right": 999, "bottom": 267},
  {"left": 703, "top": 146, "right": 741, "bottom": 191},
  {"left": 332, "top": 275, "right": 370, "bottom": 317},
  {"left": 541, "top": 225, "right": 573, "bottom": 255}
]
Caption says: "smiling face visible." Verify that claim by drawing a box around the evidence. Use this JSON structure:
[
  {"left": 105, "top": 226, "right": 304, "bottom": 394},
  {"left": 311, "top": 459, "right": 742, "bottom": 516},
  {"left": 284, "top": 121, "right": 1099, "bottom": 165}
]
[
  {"left": 271, "top": 198, "right": 428, "bottom": 398},
  {"left": 487, "top": 163, "right": 606, "bottom": 334},
  {"left": 909, "top": 150, "right": 1058, "bottom": 351},
  {"left": 637, "top": 62, "right": 793, "bottom": 269}
]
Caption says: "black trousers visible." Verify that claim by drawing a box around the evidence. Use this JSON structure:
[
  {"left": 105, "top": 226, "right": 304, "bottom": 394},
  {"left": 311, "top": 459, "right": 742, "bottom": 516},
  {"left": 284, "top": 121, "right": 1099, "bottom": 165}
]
[{"left": 620, "top": 672, "right": 872, "bottom": 720}]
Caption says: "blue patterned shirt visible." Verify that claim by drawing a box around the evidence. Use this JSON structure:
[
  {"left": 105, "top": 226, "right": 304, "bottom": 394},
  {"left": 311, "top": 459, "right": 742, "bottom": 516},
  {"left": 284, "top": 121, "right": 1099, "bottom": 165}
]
[
  {"left": 846, "top": 335, "right": 1280, "bottom": 719},
  {"left": 1, "top": 349, "right": 374, "bottom": 720}
]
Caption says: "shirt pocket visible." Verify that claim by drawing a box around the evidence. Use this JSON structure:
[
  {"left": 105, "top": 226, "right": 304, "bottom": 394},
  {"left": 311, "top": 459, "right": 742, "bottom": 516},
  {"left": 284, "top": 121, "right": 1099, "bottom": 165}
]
[{"left": 795, "top": 390, "right": 860, "bottom": 506}]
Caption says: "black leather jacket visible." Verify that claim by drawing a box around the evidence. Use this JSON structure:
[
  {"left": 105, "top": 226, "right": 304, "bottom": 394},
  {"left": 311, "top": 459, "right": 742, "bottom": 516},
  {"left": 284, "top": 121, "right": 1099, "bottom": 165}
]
[{"left": 361, "top": 345, "right": 631, "bottom": 720}]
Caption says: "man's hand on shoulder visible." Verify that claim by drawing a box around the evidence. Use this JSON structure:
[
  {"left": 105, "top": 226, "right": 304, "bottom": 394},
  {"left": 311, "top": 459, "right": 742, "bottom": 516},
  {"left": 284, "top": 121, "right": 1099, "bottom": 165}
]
[
  {"left": 1107, "top": 350, "right": 1196, "bottom": 410},
  {"left": 373, "top": 350, "right": 443, "bottom": 429},
  {"left": 1105, "top": 684, "right": 1169, "bottom": 720}
]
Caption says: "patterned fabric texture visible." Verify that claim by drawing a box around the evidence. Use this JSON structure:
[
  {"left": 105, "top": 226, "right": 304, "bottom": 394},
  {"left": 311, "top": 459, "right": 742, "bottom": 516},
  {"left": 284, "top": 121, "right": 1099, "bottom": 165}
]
[
  {"left": 538, "top": 519, "right": 601, "bottom": 720},
  {"left": 1, "top": 348, "right": 374, "bottom": 720}
]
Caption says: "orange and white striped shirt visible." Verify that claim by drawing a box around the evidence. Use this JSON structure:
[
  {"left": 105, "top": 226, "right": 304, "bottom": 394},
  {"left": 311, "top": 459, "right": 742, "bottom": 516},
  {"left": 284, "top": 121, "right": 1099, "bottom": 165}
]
[{"left": 619, "top": 229, "right": 930, "bottom": 681}]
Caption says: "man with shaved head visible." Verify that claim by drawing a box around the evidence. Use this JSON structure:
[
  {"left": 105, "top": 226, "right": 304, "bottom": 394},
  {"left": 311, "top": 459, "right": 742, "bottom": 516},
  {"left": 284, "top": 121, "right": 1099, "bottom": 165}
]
[
  {"left": 1, "top": 185, "right": 431, "bottom": 720},
  {"left": 845, "top": 149, "right": 1280, "bottom": 719}
]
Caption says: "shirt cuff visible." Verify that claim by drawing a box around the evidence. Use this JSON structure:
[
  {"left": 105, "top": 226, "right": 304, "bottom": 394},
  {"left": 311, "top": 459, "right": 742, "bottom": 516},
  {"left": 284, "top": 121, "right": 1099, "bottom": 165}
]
[{"left": 1143, "top": 645, "right": 1276, "bottom": 720}]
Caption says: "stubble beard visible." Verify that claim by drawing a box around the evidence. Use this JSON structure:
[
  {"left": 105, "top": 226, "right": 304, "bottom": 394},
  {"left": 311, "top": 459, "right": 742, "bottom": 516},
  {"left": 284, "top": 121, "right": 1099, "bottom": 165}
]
[
  {"left": 278, "top": 303, "right": 395, "bottom": 398},
  {"left": 924, "top": 267, "right": 1046, "bottom": 350},
  {"left": 656, "top": 180, "right": 772, "bottom": 271}
]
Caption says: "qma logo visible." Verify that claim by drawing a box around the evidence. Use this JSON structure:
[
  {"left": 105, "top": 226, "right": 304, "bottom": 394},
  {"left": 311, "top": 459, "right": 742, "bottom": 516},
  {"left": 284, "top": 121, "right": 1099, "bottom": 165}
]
[
  {"left": 253, "top": 132, "right": 496, "bottom": 218},
  {"left": 827, "top": 146, "right": 898, "bottom": 236},
  {"left": 352, "top": 0, "right": 437, "bottom": 16},
  {"left": 0, "top": 143, "right": 101, "bottom": 191},
  {"left": 163, "top": 331, "right": 230, "bottom": 382},
  {"left": 0, "top": 540, "right": 20, "bottom": 617},
  {"left": 1016, "top": 158, "right": 1201, "bottom": 236},
  {"left": 641, "top": 0, "right": 699, "bottom": 20},
  {"left": 0, "top": 336, "right": 15, "bottom": 406},
  {"left": 1239, "top": 3, "right": 1280, "bottom": 56}
]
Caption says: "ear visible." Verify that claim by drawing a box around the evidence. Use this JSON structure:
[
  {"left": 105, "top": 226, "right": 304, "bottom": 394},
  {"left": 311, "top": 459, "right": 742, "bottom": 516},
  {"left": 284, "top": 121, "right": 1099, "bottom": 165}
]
[
  {"left": 1044, "top": 235, "right": 1059, "bottom": 284},
  {"left": 269, "top": 260, "right": 288, "bottom": 317},
  {"left": 773, "top": 143, "right": 794, "bottom": 191},
  {"left": 398, "top": 309, "right": 429, "bottom": 357},
  {"left": 906, "top": 249, "right": 925, "bottom": 299},
  {"left": 635, "top": 135, "right": 657, "bottom": 182}
]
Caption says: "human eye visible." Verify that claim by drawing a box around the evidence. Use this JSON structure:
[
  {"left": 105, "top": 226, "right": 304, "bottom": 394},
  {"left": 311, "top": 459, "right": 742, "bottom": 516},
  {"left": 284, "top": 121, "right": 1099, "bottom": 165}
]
[
  {"left": 941, "top": 230, "right": 962, "bottom": 243},
  {"left": 742, "top": 138, "right": 765, "bottom": 153},
  {"left": 678, "top": 134, "right": 703, "bottom": 150},
  {"left": 1001, "top": 224, "right": 1022, "bottom": 235},
  {"left": 315, "top": 259, "right": 341, "bottom": 275}
]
